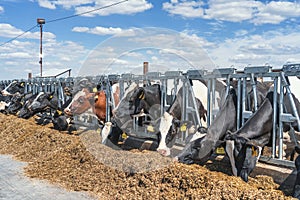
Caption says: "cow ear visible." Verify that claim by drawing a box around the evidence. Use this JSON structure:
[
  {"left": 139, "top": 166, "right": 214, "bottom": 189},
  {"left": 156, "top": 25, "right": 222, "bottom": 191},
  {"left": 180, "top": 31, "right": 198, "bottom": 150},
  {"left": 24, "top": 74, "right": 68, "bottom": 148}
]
[
  {"left": 20, "top": 82, "right": 25, "bottom": 87},
  {"left": 47, "top": 91, "right": 55, "bottom": 100},
  {"left": 246, "top": 144, "right": 259, "bottom": 157},
  {"left": 138, "top": 90, "right": 145, "bottom": 100},
  {"left": 92, "top": 87, "right": 98, "bottom": 93}
]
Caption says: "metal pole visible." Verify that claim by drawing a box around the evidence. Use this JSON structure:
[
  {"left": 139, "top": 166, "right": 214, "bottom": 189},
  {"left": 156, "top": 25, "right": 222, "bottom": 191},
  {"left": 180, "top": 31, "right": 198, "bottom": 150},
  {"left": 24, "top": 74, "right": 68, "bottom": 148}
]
[
  {"left": 39, "top": 24, "right": 43, "bottom": 77},
  {"left": 272, "top": 77, "right": 278, "bottom": 158},
  {"left": 37, "top": 18, "right": 45, "bottom": 77}
]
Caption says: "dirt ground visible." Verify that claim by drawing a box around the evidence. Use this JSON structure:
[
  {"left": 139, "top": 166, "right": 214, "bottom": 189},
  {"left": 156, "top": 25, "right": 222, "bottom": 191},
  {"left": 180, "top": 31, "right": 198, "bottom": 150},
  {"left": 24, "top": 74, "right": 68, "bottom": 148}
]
[{"left": 0, "top": 113, "right": 297, "bottom": 200}]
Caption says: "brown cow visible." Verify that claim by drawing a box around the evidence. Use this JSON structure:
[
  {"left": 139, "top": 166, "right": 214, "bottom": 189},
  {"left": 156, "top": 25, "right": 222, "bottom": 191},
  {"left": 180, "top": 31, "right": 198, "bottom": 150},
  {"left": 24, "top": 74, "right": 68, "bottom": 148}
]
[{"left": 64, "top": 84, "right": 120, "bottom": 123}]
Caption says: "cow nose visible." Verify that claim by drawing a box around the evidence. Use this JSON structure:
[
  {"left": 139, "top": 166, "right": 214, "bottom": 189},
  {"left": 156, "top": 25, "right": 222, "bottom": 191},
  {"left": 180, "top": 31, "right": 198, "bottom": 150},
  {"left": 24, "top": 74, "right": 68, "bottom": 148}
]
[
  {"left": 157, "top": 149, "right": 168, "bottom": 156},
  {"left": 172, "top": 157, "right": 179, "bottom": 162},
  {"left": 1, "top": 90, "right": 9, "bottom": 96},
  {"left": 64, "top": 108, "right": 72, "bottom": 116}
]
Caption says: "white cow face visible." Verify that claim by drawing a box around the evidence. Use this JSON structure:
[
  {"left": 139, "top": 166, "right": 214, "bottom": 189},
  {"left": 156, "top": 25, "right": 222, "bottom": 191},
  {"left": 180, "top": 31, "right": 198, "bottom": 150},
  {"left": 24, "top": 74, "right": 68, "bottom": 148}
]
[{"left": 157, "top": 112, "right": 182, "bottom": 156}]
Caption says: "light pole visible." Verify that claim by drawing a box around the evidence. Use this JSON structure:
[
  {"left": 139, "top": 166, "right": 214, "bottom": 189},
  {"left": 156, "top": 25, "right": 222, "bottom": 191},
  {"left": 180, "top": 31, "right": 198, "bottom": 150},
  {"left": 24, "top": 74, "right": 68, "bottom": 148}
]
[{"left": 37, "top": 18, "right": 45, "bottom": 77}]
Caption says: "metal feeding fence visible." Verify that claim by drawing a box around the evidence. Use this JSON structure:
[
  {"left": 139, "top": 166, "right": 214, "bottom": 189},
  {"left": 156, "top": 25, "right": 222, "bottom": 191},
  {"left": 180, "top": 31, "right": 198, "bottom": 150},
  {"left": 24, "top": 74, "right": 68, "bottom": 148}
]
[{"left": 1, "top": 63, "right": 299, "bottom": 167}]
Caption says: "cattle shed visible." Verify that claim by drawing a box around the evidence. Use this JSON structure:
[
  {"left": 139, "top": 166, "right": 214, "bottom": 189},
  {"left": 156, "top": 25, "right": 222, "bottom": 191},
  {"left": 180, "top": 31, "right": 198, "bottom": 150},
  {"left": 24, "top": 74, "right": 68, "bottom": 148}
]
[{"left": 0, "top": 63, "right": 300, "bottom": 176}]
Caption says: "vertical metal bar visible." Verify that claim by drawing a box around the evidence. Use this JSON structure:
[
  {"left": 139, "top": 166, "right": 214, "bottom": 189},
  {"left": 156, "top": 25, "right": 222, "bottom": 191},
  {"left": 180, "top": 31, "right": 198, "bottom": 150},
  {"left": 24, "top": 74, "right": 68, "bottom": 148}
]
[
  {"left": 278, "top": 73, "right": 284, "bottom": 159},
  {"left": 212, "top": 78, "right": 216, "bottom": 121},
  {"left": 181, "top": 79, "right": 187, "bottom": 122},
  {"left": 225, "top": 75, "right": 231, "bottom": 97},
  {"left": 242, "top": 77, "right": 247, "bottom": 126},
  {"left": 161, "top": 79, "right": 166, "bottom": 115},
  {"left": 272, "top": 76, "right": 278, "bottom": 158},
  {"left": 207, "top": 79, "right": 212, "bottom": 127},
  {"left": 236, "top": 78, "right": 241, "bottom": 129},
  {"left": 39, "top": 23, "right": 43, "bottom": 77},
  {"left": 250, "top": 73, "right": 258, "bottom": 111},
  {"left": 105, "top": 79, "right": 111, "bottom": 122}
]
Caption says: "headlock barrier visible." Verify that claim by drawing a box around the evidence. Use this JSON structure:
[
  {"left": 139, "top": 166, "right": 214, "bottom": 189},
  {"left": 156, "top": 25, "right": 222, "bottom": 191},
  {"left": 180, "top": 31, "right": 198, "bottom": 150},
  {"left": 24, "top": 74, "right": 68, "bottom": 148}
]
[{"left": 1, "top": 63, "right": 300, "bottom": 167}]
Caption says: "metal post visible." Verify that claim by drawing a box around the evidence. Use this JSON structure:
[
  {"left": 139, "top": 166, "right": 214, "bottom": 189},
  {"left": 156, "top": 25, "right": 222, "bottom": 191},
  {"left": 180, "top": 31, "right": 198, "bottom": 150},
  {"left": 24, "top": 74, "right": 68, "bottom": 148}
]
[
  {"left": 278, "top": 73, "right": 284, "bottom": 159},
  {"left": 272, "top": 77, "right": 278, "bottom": 158},
  {"left": 250, "top": 73, "right": 258, "bottom": 111},
  {"left": 236, "top": 78, "right": 242, "bottom": 129},
  {"left": 242, "top": 77, "right": 247, "bottom": 126},
  {"left": 37, "top": 18, "right": 45, "bottom": 77},
  {"left": 207, "top": 79, "right": 212, "bottom": 127}
]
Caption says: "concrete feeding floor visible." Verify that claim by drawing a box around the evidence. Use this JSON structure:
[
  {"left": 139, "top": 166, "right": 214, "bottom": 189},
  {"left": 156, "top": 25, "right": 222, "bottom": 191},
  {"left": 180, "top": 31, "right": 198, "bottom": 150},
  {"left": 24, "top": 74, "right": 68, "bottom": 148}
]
[{"left": 0, "top": 155, "right": 96, "bottom": 200}]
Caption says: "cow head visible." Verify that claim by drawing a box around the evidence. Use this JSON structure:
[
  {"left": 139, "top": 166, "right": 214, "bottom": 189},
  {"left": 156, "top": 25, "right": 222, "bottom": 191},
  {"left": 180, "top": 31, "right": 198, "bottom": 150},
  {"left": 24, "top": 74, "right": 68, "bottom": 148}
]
[
  {"left": 28, "top": 92, "right": 58, "bottom": 112},
  {"left": 1, "top": 81, "right": 25, "bottom": 96},
  {"left": 175, "top": 131, "right": 210, "bottom": 164},
  {"left": 157, "top": 112, "right": 179, "bottom": 156},
  {"left": 64, "top": 88, "right": 94, "bottom": 116},
  {"left": 5, "top": 93, "right": 24, "bottom": 114},
  {"left": 17, "top": 92, "right": 58, "bottom": 119},
  {"left": 18, "top": 95, "right": 37, "bottom": 119},
  {"left": 225, "top": 132, "right": 262, "bottom": 182},
  {"left": 157, "top": 112, "right": 195, "bottom": 156},
  {"left": 112, "top": 82, "right": 138, "bottom": 119},
  {"left": 52, "top": 115, "right": 70, "bottom": 131},
  {"left": 129, "top": 84, "right": 161, "bottom": 116}
]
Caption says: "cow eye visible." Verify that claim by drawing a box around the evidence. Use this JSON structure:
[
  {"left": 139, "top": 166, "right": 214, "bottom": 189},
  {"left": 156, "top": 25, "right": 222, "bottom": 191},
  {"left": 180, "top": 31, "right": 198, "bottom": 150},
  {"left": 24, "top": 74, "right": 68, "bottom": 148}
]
[{"left": 78, "top": 97, "right": 85, "bottom": 104}]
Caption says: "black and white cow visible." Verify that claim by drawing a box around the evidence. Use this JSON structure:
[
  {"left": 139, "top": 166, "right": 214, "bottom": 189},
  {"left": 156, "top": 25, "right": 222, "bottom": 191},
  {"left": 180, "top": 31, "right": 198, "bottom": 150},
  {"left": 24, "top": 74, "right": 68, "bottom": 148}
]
[
  {"left": 156, "top": 85, "right": 207, "bottom": 156},
  {"left": 224, "top": 91, "right": 275, "bottom": 182},
  {"left": 1, "top": 80, "right": 25, "bottom": 96},
  {"left": 129, "top": 83, "right": 162, "bottom": 121},
  {"left": 101, "top": 82, "right": 139, "bottom": 146},
  {"left": 3, "top": 92, "right": 33, "bottom": 115},
  {"left": 18, "top": 91, "right": 59, "bottom": 119},
  {"left": 293, "top": 146, "right": 300, "bottom": 199},
  {"left": 175, "top": 88, "right": 238, "bottom": 164}
]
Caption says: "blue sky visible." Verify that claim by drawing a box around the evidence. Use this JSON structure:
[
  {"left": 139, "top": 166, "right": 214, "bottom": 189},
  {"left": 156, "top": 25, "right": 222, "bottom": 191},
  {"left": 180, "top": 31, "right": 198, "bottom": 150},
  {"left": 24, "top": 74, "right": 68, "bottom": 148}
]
[{"left": 1, "top": 0, "right": 300, "bottom": 80}]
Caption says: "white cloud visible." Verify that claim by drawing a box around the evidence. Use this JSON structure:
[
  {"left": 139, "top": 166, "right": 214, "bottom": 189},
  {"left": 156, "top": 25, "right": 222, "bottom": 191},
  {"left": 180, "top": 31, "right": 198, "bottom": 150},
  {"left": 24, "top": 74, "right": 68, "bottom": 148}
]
[
  {"left": 207, "top": 28, "right": 300, "bottom": 68},
  {"left": 50, "top": 0, "right": 93, "bottom": 9},
  {"left": 0, "top": 24, "right": 23, "bottom": 38},
  {"left": 162, "top": 0, "right": 300, "bottom": 25},
  {"left": 163, "top": 0, "right": 204, "bottom": 18},
  {"left": 0, "top": 52, "right": 31, "bottom": 59},
  {"left": 0, "top": 6, "right": 4, "bottom": 13},
  {"left": 0, "top": 23, "right": 56, "bottom": 41},
  {"left": 72, "top": 26, "right": 135, "bottom": 36},
  {"left": 205, "top": 1, "right": 260, "bottom": 22},
  {"left": 76, "top": 0, "right": 153, "bottom": 16},
  {"left": 36, "top": 0, "right": 153, "bottom": 16},
  {"left": 235, "top": 29, "right": 249, "bottom": 37},
  {"left": 37, "top": 0, "right": 56, "bottom": 9}
]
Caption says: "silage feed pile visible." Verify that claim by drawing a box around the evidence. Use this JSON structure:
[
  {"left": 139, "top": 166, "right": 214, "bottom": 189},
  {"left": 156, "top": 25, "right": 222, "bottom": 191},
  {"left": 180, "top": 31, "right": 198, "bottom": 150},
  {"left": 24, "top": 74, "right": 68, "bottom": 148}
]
[{"left": 0, "top": 113, "right": 296, "bottom": 200}]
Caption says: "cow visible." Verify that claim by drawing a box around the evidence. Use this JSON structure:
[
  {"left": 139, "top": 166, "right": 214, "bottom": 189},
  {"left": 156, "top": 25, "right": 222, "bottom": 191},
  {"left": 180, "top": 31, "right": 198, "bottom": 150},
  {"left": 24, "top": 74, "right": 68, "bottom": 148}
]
[
  {"left": 64, "top": 83, "right": 120, "bottom": 125},
  {"left": 155, "top": 85, "right": 207, "bottom": 156},
  {"left": 293, "top": 146, "right": 300, "bottom": 199},
  {"left": 224, "top": 91, "right": 275, "bottom": 182},
  {"left": 3, "top": 92, "right": 33, "bottom": 115},
  {"left": 111, "top": 80, "right": 208, "bottom": 155},
  {"left": 1, "top": 80, "right": 25, "bottom": 96},
  {"left": 175, "top": 88, "right": 238, "bottom": 164},
  {"left": 101, "top": 82, "right": 140, "bottom": 147},
  {"left": 18, "top": 91, "right": 59, "bottom": 119},
  {"left": 128, "top": 83, "right": 161, "bottom": 121},
  {"left": 51, "top": 98, "right": 74, "bottom": 131}
]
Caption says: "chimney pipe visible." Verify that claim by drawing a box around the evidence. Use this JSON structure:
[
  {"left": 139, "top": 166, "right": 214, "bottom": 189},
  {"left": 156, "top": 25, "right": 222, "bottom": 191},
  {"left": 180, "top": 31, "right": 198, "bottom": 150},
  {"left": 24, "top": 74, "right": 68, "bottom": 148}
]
[{"left": 143, "top": 62, "right": 149, "bottom": 75}]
